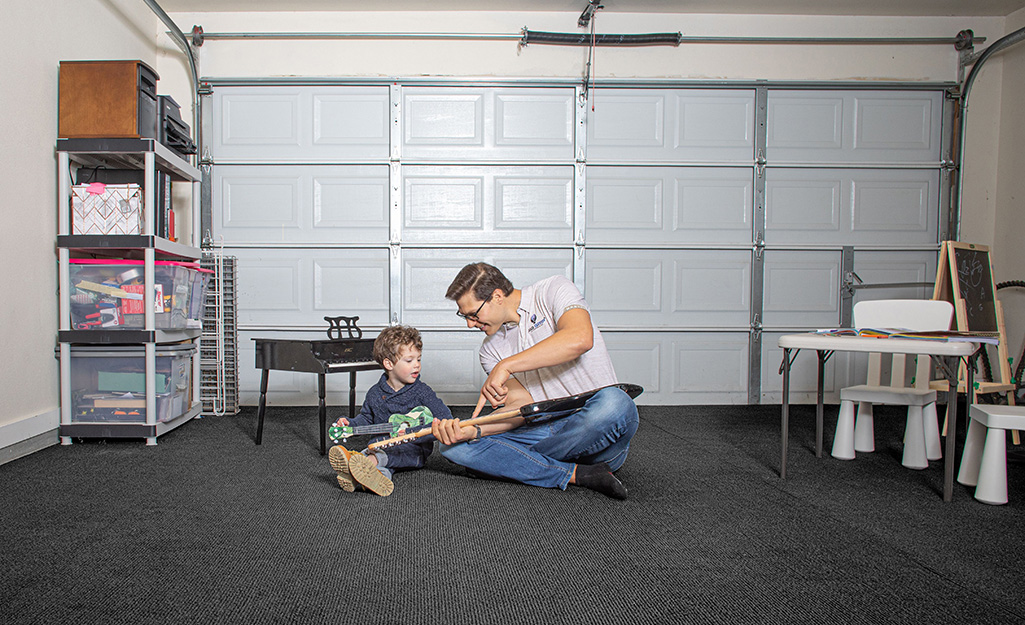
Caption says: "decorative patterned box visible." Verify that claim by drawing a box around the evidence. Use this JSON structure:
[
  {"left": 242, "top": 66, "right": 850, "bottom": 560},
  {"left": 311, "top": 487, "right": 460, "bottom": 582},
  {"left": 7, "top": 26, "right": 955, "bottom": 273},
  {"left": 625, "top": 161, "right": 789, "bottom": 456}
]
[{"left": 71, "top": 182, "right": 143, "bottom": 235}]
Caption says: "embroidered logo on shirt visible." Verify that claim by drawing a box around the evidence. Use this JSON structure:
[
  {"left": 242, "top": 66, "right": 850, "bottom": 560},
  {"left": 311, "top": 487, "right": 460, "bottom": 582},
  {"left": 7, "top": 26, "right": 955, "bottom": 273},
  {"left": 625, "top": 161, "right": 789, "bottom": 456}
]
[{"left": 528, "top": 315, "right": 546, "bottom": 332}]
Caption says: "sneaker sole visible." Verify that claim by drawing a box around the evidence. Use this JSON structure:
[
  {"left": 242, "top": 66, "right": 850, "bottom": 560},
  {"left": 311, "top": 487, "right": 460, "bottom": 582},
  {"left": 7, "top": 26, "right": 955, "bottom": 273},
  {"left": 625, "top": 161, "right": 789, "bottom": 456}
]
[
  {"left": 349, "top": 453, "right": 394, "bottom": 497},
  {"left": 328, "top": 446, "right": 356, "bottom": 492}
]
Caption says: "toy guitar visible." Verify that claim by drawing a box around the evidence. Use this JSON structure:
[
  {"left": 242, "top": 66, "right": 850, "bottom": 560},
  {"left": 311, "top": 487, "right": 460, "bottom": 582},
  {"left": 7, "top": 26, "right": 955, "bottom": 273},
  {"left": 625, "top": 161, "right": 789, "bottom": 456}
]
[
  {"left": 329, "top": 406, "right": 433, "bottom": 443},
  {"left": 367, "top": 383, "right": 643, "bottom": 452}
]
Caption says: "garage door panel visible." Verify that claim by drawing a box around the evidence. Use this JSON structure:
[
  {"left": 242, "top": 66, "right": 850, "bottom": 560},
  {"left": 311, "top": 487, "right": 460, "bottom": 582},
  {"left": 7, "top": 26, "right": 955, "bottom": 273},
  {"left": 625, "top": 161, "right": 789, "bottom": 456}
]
[
  {"left": 587, "top": 167, "right": 753, "bottom": 244},
  {"left": 603, "top": 336, "right": 662, "bottom": 395},
  {"left": 587, "top": 89, "right": 755, "bottom": 162},
  {"left": 675, "top": 255, "right": 750, "bottom": 316},
  {"left": 234, "top": 248, "right": 390, "bottom": 327},
  {"left": 222, "top": 173, "right": 302, "bottom": 229},
  {"left": 215, "top": 165, "right": 389, "bottom": 243},
  {"left": 402, "top": 87, "right": 574, "bottom": 160},
  {"left": 402, "top": 166, "right": 573, "bottom": 243},
  {"left": 767, "top": 90, "right": 941, "bottom": 163},
  {"left": 241, "top": 256, "right": 301, "bottom": 315},
  {"left": 420, "top": 332, "right": 488, "bottom": 401},
  {"left": 765, "top": 169, "right": 937, "bottom": 245},
  {"left": 586, "top": 249, "right": 751, "bottom": 327},
  {"left": 495, "top": 176, "right": 572, "bottom": 229},
  {"left": 855, "top": 96, "right": 936, "bottom": 153},
  {"left": 676, "top": 93, "right": 755, "bottom": 150},
  {"left": 212, "top": 86, "right": 390, "bottom": 161},
  {"left": 405, "top": 92, "right": 483, "bottom": 146},
  {"left": 401, "top": 248, "right": 574, "bottom": 328},
  {"left": 762, "top": 250, "right": 841, "bottom": 328},
  {"left": 603, "top": 332, "right": 750, "bottom": 403},
  {"left": 495, "top": 92, "right": 575, "bottom": 147},
  {"left": 673, "top": 334, "right": 750, "bottom": 396},
  {"left": 313, "top": 93, "right": 390, "bottom": 145},
  {"left": 314, "top": 173, "right": 390, "bottom": 231},
  {"left": 588, "top": 93, "right": 664, "bottom": 148},
  {"left": 765, "top": 173, "right": 842, "bottom": 235},
  {"left": 313, "top": 257, "right": 390, "bottom": 315},
  {"left": 587, "top": 258, "right": 663, "bottom": 314},
  {"left": 221, "top": 92, "right": 301, "bottom": 147},
  {"left": 767, "top": 96, "right": 843, "bottom": 151},
  {"left": 852, "top": 250, "right": 937, "bottom": 303},
  {"left": 851, "top": 173, "right": 935, "bottom": 237}
]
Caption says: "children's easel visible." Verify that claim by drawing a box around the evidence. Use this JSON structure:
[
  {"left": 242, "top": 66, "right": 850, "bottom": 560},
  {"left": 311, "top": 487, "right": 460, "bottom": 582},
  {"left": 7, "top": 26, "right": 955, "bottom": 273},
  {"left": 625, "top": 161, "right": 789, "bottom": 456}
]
[{"left": 932, "top": 241, "right": 1019, "bottom": 443}]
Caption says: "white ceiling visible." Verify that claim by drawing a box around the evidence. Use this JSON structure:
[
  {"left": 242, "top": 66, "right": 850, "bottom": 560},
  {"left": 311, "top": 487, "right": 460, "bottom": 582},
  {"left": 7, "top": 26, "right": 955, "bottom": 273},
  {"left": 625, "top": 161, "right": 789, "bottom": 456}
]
[{"left": 158, "top": 0, "right": 1025, "bottom": 18}]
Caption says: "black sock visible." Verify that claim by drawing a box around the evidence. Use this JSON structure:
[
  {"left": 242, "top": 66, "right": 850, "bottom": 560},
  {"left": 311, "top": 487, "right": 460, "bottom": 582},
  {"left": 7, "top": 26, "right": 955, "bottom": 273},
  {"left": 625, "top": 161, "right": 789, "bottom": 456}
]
[{"left": 574, "top": 463, "right": 627, "bottom": 500}]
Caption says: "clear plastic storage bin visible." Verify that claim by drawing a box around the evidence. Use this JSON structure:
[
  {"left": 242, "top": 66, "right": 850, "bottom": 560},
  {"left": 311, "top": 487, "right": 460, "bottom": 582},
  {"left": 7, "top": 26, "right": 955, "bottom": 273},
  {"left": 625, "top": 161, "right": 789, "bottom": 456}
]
[
  {"left": 66, "top": 344, "right": 195, "bottom": 423},
  {"left": 68, "top": 259, "right": 211, "bottom": 330}
]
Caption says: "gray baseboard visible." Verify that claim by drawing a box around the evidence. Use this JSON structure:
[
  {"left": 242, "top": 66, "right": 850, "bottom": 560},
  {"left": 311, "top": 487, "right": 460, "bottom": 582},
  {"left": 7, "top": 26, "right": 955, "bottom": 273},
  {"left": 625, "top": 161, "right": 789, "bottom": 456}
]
[{"left": 0, "top": 429, "right": 58, "bottom": 466}]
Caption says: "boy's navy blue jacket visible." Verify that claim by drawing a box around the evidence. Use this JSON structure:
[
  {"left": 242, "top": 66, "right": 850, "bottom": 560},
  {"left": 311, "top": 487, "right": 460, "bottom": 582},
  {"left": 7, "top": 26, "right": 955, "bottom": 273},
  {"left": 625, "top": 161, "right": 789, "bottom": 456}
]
[{"left": 350, "top": 374, "right": 452, "bottom": 471}]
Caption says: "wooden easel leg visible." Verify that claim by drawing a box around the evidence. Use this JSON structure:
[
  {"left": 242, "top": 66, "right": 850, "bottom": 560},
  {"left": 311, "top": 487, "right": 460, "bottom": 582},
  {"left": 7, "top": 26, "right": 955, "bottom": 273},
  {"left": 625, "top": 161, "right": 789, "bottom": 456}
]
[{"left": 1008, "top": 391, "right": 1021, "bottom": 445}]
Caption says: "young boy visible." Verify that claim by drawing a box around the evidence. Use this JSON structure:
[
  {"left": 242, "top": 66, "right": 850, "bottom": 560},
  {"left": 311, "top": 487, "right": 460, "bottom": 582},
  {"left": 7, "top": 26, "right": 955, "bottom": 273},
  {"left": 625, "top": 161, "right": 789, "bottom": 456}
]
[{"left": 328, "top": 325, "right": 452, "bottom": 497}]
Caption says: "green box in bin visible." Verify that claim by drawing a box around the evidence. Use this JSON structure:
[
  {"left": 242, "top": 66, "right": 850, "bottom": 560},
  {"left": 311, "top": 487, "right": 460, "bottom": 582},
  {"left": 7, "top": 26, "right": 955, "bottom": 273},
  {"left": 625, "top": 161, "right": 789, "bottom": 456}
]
[{"left": 97, "top": 371, "right": 168, "bottom": 394}]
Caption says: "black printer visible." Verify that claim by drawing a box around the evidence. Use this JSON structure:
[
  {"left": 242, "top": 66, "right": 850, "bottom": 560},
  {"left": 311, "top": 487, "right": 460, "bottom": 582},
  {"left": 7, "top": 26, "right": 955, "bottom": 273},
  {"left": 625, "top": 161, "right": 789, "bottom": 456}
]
[{"left": 157, "top": 95, "right": 197, "bottom": 159}]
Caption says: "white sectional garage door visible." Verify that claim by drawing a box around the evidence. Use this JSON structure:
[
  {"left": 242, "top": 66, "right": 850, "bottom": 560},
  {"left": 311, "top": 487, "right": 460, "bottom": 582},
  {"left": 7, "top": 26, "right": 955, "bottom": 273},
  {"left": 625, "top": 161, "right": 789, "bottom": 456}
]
[{"left": 204, "top": 82, "right": 951, "bottom": 406}]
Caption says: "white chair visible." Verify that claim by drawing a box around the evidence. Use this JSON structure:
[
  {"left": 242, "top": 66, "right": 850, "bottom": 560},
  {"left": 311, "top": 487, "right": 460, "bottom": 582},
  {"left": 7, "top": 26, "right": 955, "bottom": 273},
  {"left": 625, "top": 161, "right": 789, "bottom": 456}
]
[
  {"left": 831, "top": 299, "right": 954, "bottom": 469},
  {"left": 957, "top": 404, "right": 1025, "bottom": 505}
]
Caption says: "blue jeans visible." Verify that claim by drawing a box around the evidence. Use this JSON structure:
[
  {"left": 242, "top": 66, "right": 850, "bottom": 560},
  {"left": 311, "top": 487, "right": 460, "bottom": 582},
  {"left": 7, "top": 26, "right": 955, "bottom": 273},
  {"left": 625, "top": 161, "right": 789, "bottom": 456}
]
[{"left": 439, "top": 387, "right": 639, "bottom": 490}]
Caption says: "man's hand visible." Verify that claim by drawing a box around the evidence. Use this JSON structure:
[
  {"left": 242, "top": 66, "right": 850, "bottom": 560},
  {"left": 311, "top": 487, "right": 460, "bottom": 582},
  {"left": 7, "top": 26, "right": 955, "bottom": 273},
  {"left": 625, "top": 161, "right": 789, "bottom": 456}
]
[
  {"left": 473, "top": 375, "right": 533, "bottom": 418},
  {"left": 478, "top": 364, "right": 512, "bottom": 411},
  {"left": 431, "top": 417, "right": 475, "bottom": 446}
]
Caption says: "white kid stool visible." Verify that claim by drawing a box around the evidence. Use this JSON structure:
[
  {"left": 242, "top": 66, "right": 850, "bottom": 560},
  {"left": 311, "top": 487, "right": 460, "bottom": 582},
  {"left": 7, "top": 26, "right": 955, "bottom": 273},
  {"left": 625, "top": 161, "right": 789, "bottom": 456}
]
[
  {"left": 831, "top": 299, "right": 953, "bottom": 470},
  {"left": 957, "top": 404, "right": 1025, "bottom": 505}
]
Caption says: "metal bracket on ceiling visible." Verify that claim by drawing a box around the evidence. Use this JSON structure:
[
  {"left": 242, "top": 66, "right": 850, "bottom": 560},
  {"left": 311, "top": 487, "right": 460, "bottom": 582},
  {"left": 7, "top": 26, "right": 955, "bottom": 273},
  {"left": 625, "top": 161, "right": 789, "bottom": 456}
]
[
  {"left": 578, "top": 0, "right": 604, "bottom": 28},
  {"left": 955, "top": 29, "right": 975, "bottom": 84}
]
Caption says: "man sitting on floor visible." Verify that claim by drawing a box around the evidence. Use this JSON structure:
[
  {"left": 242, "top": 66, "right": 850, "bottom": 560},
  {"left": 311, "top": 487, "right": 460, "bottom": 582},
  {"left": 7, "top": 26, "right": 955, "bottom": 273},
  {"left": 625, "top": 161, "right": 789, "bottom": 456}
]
[{"left": 430, "top": 262, "right": 639, "bottom": 499}]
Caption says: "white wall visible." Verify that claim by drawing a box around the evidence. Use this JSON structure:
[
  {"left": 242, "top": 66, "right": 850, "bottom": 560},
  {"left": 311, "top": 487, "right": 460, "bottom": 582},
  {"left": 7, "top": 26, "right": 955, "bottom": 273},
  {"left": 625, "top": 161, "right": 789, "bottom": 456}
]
[
  {"left": 2, "top": 6, "right": 1022, "bottom": 452},
  {"left": 993, "top": 7, "right": 1025, "bottom": 384},
  {"left": 0, "top": 0, "right": 159, "bottom": 453},
  {"left": 169, "top": 12, "right": 990, "bottom": 81}
]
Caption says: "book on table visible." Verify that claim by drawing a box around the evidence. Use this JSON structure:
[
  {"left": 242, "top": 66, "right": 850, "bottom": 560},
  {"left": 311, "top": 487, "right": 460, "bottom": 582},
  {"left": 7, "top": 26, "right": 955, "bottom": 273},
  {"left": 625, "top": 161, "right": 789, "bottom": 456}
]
[{"left": 814, "top": 328, "right": 999, "bottom": 345}]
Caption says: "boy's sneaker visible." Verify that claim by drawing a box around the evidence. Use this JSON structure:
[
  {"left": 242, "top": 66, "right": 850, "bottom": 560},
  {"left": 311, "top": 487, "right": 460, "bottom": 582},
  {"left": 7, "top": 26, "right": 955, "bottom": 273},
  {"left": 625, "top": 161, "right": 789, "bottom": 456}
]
[
  {"left": 348, "top": 453, "right": 394, "bottom": 497},
  {"left": 328, "top": 445, "right": 359, "bottom": 492}
]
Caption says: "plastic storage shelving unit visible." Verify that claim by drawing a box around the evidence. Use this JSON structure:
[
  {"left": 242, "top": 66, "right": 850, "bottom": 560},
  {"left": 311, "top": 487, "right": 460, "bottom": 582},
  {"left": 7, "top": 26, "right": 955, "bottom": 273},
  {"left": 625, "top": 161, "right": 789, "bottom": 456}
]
[{"left": 56, "top": 138, "right": 203, "bottom": 445}]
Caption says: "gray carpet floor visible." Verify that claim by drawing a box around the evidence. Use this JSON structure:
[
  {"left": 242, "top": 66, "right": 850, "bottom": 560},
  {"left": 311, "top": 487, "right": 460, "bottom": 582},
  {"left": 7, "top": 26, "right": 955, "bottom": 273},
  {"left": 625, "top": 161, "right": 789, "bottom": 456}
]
[{"left": 1, "top": 403, "right": 1023, "bottom": 624}]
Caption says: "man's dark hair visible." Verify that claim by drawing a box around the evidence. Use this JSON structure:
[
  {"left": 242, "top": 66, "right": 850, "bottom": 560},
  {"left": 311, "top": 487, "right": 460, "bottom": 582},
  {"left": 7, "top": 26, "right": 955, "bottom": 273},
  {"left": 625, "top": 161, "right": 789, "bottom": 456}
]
[{"left": 445, "top": 263, "right": 514, "bottom": 302}]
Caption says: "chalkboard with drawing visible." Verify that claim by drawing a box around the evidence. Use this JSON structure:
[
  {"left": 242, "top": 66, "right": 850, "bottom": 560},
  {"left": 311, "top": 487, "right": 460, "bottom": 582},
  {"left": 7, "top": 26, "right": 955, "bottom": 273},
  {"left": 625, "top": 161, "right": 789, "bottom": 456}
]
[
  {"left": 950, "top": 243, "right": 998, "bottom": 333},
  {"left": 932, "top": 241, "right": 1016, "bottom": 401}
]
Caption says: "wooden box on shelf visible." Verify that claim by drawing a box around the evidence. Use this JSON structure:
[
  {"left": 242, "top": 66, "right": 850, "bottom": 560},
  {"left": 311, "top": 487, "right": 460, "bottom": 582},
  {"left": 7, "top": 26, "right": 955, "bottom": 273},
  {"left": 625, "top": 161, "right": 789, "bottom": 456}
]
[{"left": 58, "top": 60, "right": 159, "bottom": 140}]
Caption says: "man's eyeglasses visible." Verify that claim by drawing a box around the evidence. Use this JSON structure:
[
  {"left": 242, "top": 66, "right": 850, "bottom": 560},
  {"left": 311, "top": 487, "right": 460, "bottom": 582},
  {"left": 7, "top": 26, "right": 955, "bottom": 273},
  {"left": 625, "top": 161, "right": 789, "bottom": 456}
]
[{"left": 456, "top": 293, "right": 492, "bottom": 321}]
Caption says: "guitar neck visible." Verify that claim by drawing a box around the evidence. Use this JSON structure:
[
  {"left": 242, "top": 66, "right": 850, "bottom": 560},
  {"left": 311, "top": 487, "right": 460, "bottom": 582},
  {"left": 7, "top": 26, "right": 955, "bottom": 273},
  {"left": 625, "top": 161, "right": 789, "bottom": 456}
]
[
  {"left": 351, "top": 423, "right": 399, "bottom": 436},
  {"left": 367, "top": 405, "right": 523, "bottom": 451}
]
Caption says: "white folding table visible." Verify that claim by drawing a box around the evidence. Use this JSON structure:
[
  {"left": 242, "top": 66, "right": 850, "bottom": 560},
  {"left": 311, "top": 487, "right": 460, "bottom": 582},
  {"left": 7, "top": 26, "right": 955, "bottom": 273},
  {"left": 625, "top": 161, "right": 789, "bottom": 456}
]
[{"left": 777, "top": 333, "right": 979, "bottom": 502}]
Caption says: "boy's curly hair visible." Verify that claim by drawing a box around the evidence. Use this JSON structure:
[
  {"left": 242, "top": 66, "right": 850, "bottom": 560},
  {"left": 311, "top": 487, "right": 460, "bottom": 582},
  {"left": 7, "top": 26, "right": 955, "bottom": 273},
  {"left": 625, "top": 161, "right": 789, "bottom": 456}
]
[{"left": 373, "top": 325, "right": 423, "bottom": 366}]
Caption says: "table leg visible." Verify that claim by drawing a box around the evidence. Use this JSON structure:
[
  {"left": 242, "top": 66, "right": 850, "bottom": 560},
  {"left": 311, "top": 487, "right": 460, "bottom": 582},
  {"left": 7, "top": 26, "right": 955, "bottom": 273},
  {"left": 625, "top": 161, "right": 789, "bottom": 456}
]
[
  {"left": 781, "top": 347, "right": 791, "bottom": 479},
  {"left": 349, "top": 371, "right": 357, "bottom": 420},
  {"left": 940, "top": 352, "right": 975, "bottom": 502},
  {"left": 318, "top": 373, "right": 327, "bottom": 456},
  {"left": 256, "top": 368, "right": 269, "bottom": 445},
  {"left": 816, "top": 350, "right": 826, "bottom": 458}
]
